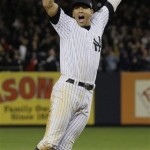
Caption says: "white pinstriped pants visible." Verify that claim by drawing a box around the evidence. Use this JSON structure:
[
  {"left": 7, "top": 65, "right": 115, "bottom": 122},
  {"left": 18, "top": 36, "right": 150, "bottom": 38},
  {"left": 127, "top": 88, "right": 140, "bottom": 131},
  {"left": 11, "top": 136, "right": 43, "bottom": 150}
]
[{"left": 37, "top": 76, "right": 94, "bottom": 150}]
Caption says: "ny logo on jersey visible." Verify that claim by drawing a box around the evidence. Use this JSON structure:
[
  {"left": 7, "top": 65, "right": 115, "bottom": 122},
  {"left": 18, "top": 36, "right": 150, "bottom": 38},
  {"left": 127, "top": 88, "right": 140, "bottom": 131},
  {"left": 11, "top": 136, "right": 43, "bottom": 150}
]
[{"left": 93, "top": 36, "right": 101, "bottom": 52}]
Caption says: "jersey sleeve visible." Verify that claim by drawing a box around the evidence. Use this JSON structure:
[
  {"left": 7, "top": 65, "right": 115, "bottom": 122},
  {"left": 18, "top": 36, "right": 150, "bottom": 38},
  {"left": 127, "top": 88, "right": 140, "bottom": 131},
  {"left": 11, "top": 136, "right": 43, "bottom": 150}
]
[
  {"left": 50, "top": 8, "right": 75, "bottom": 39},
  {"left": 107, "top": 0, "right": 122, "bottom": 12},
  {"left": 91, "top": 1, "right": 114, "bottom": 34}
]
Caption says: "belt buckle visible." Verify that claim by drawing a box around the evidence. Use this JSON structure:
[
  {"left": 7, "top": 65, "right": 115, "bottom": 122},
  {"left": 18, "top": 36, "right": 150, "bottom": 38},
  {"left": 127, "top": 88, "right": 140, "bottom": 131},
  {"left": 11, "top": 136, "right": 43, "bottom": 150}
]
[{"left": 84, "top": 83, "right": 92, "bottom": 90}]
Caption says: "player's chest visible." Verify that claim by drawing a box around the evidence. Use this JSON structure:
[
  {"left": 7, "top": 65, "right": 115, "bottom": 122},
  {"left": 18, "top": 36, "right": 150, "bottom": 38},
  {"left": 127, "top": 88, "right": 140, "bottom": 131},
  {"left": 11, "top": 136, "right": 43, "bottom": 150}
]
[{"left": 73, "top": 32, "right": 102, "bottom": 53}]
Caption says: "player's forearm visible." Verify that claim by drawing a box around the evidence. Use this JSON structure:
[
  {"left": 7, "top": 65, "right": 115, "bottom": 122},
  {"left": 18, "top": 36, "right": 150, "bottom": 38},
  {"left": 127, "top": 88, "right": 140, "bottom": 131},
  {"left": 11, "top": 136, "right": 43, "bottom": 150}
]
[
  {"left": 42, "top": 0, "right": 58, "bottom": 17},
  {"left": 107, "top": 0, "right": 122, "bottom": 11}
]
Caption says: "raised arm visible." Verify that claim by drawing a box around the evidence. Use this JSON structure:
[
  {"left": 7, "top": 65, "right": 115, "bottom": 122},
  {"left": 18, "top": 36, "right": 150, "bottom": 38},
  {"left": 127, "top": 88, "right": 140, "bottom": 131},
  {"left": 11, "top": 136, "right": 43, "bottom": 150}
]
[
  {"left": 107, "top": 0, "right": 122, "bottom": 11},
  {"left": 42, "top": 0, "right": 58, "bottom": 17}
]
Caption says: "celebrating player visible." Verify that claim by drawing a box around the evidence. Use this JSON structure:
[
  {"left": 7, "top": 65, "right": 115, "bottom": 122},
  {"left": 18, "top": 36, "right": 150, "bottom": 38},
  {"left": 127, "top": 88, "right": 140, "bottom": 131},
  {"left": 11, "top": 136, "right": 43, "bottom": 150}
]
[{"left": 35, "top": 0, "right": 122, "bottom": 149}]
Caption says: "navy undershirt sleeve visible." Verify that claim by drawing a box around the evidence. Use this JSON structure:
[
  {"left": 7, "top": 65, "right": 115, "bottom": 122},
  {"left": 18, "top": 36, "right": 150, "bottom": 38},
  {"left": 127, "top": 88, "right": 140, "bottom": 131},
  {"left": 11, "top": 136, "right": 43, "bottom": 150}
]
[{"left": 49, "top": 6, "right": 61, "bottom": 24}]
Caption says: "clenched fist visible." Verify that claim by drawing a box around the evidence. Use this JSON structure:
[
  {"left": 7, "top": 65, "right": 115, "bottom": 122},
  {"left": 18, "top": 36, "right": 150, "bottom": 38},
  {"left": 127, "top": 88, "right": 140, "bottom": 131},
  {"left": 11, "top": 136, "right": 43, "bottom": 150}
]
[
  {"left": 42, "top": 0, "right": 58, "bottom": 17},
  {"left": 42, "top": 0, "right": 54, "bottom": 9}
]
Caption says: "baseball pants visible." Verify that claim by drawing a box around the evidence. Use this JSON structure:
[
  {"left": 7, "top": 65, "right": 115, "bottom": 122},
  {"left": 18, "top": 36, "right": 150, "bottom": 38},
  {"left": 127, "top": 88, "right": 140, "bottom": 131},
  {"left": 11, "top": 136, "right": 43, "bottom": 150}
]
[{"left": 37, "top": 76, "right": 93, "bottom": 150}]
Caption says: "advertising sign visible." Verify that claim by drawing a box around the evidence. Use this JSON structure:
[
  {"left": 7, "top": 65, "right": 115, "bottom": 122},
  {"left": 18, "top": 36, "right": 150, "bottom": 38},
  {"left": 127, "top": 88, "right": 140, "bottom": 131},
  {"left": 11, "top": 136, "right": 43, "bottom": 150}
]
[
  {"left": 135, "top": 80, "right": 150, "bottom": 118},
  {"left": 121, "top": 72, "right": 150, "bottom": 125},
  {"left": 0, "top": 72, "right": 95, "bottom": 125}
]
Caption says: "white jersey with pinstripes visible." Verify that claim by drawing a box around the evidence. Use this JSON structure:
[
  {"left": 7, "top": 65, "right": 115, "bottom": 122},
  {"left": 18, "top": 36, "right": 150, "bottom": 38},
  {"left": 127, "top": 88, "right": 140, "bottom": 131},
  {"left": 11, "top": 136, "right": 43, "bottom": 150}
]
[
  {"left": 51, "top": 6, "right": 109, "bottom": 84},
  {"left": 36, "top": 2, "right": 121, "bottom": 150}
]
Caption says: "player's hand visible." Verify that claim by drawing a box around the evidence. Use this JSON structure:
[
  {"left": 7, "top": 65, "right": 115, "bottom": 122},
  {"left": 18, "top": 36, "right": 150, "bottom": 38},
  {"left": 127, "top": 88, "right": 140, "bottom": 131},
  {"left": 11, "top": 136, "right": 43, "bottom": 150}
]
[
  {"left": 42, "top": 0, "right": 58, "bottom": 17},
  {"left": 42, "top": 0, "right": 54, "bottom": 9}
]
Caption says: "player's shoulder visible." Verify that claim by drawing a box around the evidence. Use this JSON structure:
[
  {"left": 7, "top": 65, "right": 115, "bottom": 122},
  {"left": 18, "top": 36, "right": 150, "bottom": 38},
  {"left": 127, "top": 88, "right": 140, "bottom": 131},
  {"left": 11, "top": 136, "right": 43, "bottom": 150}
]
[
  {"left": 59, "top": 8, "right": 76, "bottom": 22},
  {"left": 91, "top": 6, "right": 108, "bottom": 20},
  {"left": 51, "top": 7, "right": 75, "bottom": 26}
]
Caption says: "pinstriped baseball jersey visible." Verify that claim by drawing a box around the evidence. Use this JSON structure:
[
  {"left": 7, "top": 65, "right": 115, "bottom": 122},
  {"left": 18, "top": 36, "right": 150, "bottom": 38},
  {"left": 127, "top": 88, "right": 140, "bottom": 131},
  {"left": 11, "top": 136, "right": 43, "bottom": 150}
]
[
  {"left": 36, "top": 1, "right": 120, "bottom": 150},
  {"left": 51, "top": 6, "right": 109, "bottom": 84}
]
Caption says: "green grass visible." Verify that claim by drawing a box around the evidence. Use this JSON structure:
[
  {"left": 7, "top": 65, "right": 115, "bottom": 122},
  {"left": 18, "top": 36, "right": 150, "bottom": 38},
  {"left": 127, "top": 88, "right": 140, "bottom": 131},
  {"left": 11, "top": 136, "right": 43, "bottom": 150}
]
[{"left": 0, "top": 127, "right": 149, "bottom": 150}]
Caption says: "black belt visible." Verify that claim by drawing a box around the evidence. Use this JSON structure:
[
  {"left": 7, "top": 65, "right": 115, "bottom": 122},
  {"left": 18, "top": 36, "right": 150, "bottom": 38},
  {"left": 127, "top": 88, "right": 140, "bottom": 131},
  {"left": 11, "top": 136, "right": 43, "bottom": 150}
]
[{"left": 66, "top": 79, "right": 94, "bottom": 90}]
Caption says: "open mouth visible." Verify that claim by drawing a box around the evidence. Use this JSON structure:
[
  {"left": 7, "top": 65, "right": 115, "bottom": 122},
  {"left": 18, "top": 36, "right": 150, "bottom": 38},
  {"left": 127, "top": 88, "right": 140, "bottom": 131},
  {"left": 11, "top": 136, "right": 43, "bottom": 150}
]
[{"left": 78, "top": 15, "right": 85, "bottom": 23}]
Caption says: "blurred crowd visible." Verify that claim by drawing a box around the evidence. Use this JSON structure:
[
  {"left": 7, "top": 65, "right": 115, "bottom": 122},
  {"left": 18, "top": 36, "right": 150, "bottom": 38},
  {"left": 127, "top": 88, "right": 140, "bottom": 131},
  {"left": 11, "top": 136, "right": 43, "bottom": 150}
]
[{"left": 0, "top": 0, "right": 149, "bottom": 72}]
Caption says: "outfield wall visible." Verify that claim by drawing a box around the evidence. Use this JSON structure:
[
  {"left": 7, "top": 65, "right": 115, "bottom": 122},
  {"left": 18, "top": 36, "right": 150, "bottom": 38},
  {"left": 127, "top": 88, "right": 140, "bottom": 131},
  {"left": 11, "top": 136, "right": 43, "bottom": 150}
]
[
  {"left": 0, "top": 72, "right": 149, "bottom": 126},
  {"left": 95, "top": 72, "right": 150, "bottom": 126}
]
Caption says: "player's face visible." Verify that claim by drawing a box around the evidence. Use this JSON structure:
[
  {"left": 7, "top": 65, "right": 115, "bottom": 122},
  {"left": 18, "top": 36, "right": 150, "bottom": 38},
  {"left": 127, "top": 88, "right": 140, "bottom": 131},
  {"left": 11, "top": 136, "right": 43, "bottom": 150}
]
[{"left": 72, "top": 4, "right": 93, "bottom": 27}]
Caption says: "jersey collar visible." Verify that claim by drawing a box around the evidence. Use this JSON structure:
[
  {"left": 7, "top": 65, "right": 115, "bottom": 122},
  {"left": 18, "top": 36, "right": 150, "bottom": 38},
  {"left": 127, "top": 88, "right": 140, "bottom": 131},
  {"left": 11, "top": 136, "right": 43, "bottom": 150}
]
[{"left": 83, "top": 26, "right": 91, "bottom": 30}]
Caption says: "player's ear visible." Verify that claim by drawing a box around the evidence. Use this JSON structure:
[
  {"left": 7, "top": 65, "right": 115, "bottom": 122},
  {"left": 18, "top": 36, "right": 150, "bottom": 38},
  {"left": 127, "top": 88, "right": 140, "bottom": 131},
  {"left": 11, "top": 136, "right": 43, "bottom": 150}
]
[{"left": 91, "top": 9, "right": 94, "bottom": 15}]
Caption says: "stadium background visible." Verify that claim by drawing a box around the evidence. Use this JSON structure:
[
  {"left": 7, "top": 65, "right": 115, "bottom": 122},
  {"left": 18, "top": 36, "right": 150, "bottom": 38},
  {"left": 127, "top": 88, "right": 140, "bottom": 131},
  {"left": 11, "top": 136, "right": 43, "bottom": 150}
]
[{"left": 0, "top": 0, "right": 149, "bottom": 150}]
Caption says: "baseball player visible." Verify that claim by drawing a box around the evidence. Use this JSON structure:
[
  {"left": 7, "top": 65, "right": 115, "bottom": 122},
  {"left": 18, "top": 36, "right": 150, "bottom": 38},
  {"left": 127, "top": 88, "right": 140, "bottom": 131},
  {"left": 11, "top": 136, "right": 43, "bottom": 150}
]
[{"left": 35, "top": 0, "right": 122, "bottom": 149}]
